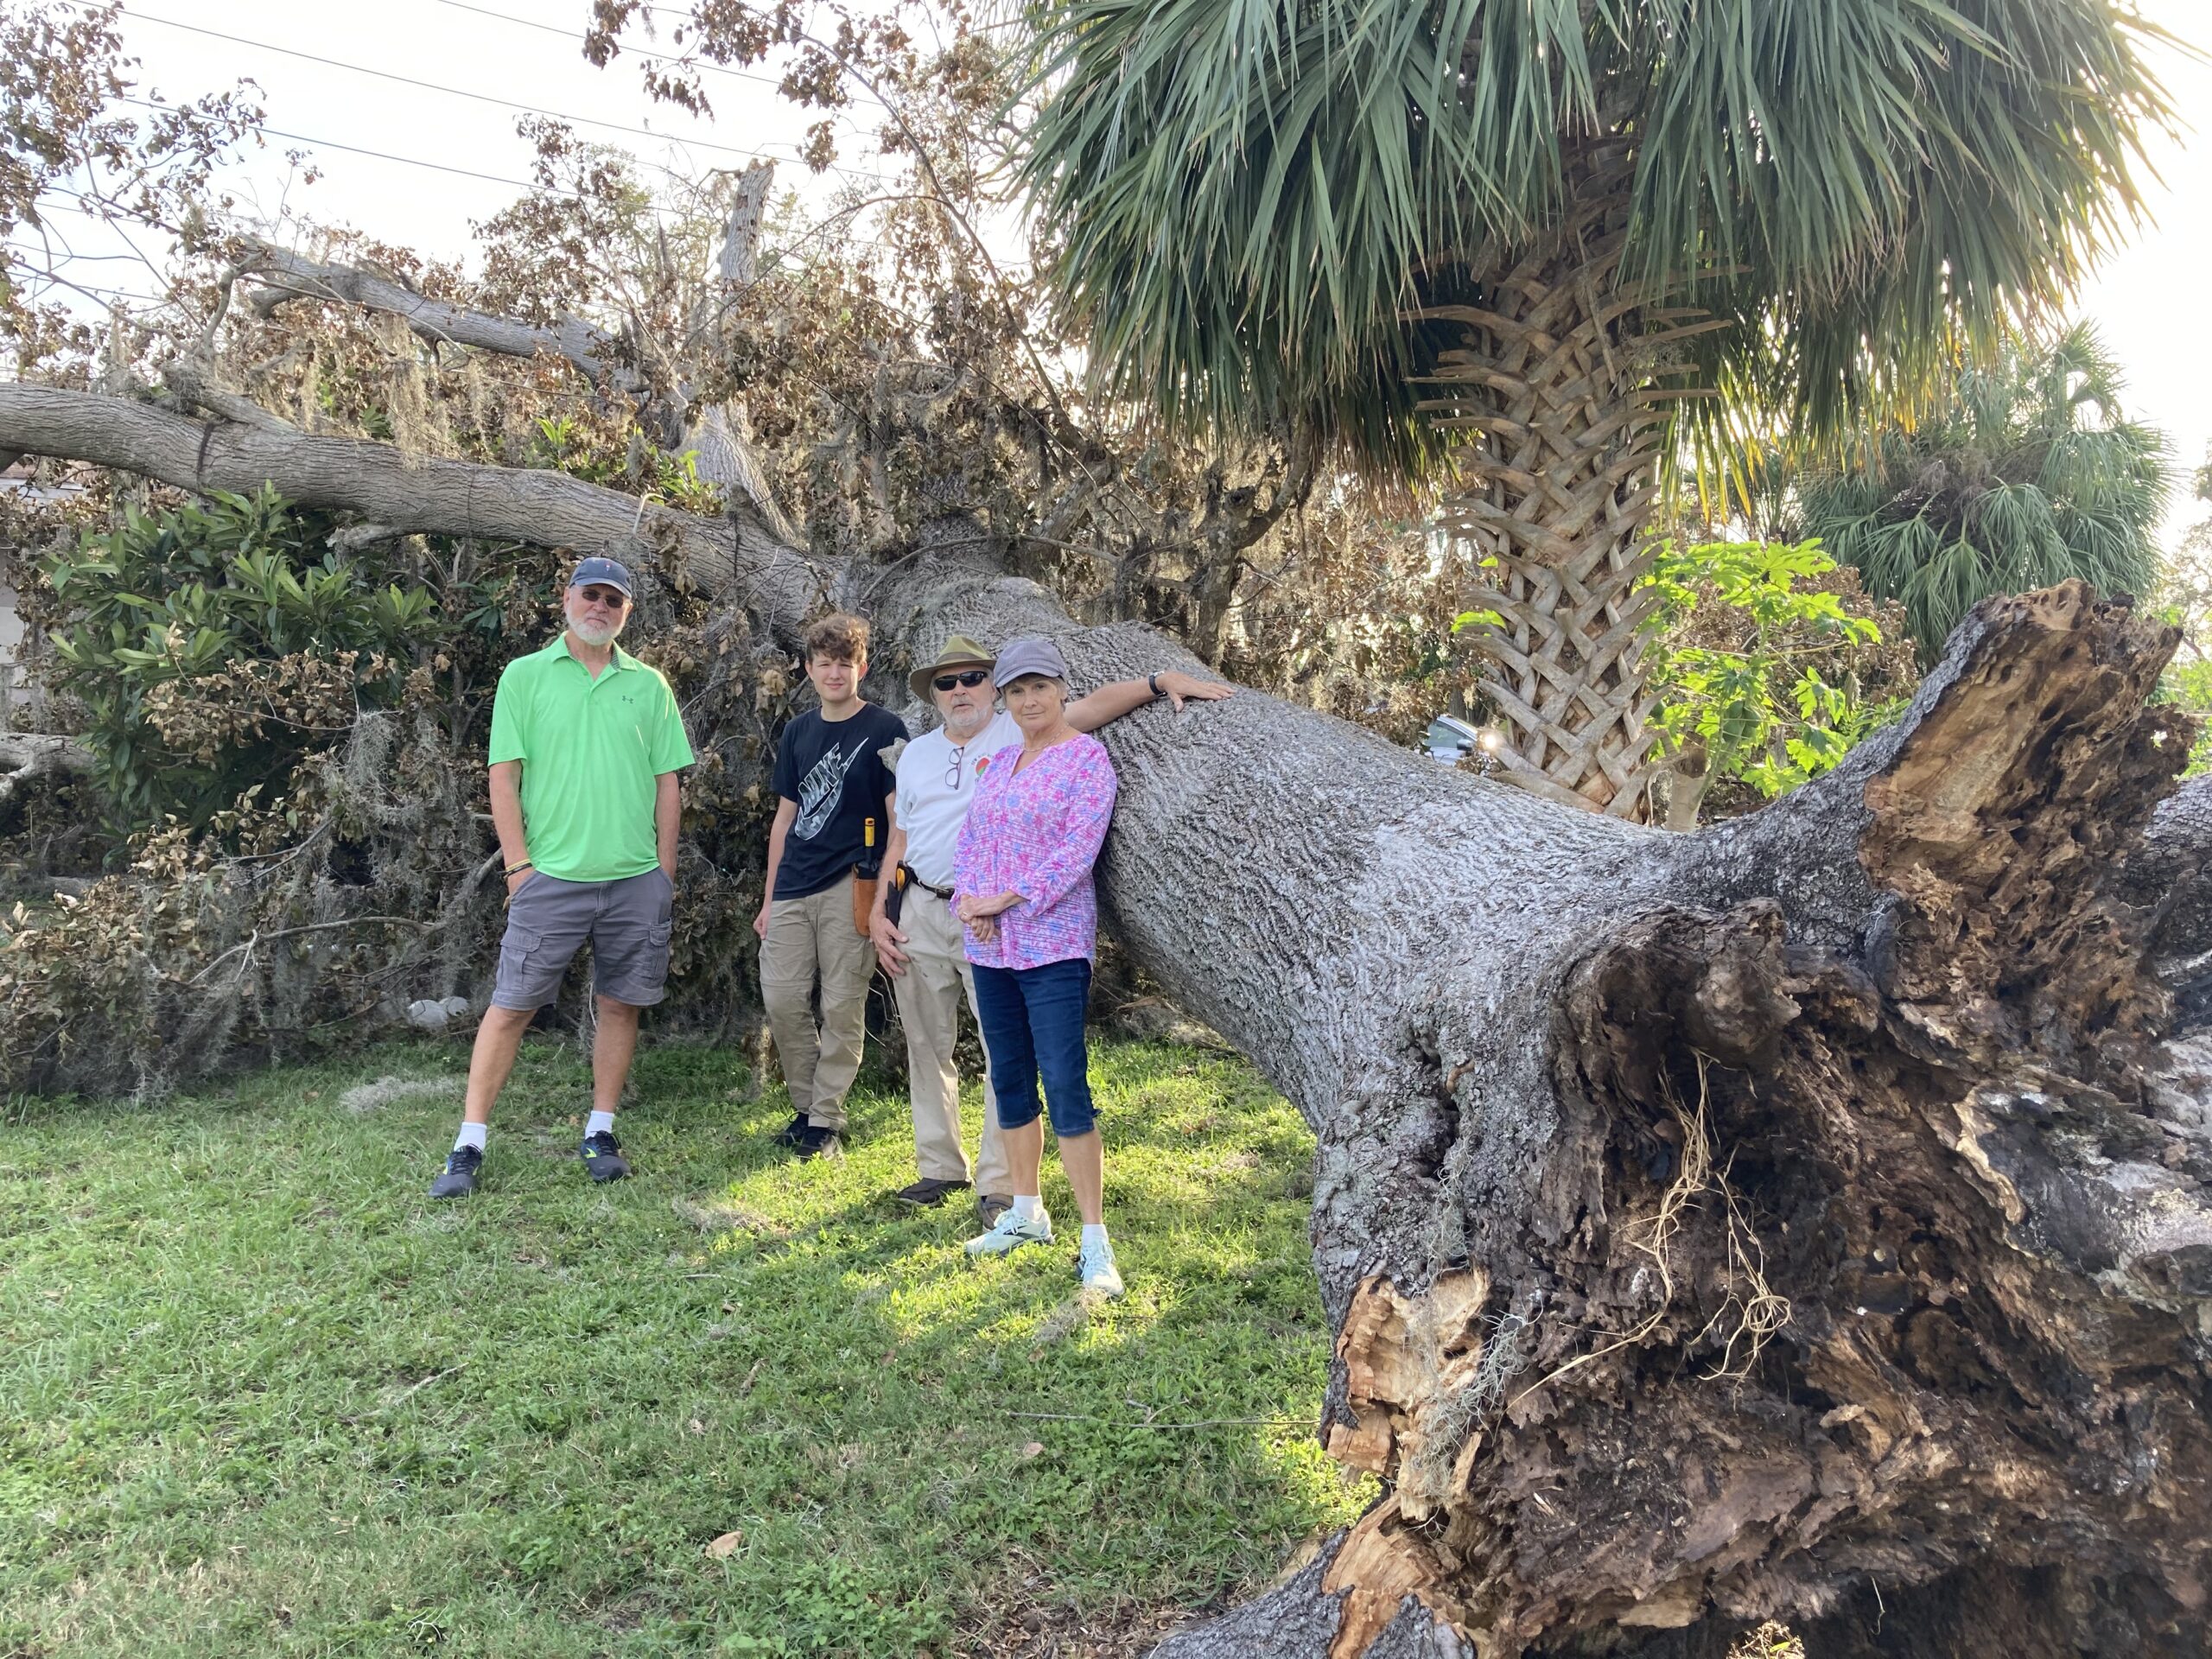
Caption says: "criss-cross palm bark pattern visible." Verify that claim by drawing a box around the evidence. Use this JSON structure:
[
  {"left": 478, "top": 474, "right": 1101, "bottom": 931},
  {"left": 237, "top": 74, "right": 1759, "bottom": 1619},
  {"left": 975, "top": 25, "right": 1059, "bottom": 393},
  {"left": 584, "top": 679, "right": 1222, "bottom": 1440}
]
[{"left": 1415, "top": 170, "right": 1689, "bottom": 816}]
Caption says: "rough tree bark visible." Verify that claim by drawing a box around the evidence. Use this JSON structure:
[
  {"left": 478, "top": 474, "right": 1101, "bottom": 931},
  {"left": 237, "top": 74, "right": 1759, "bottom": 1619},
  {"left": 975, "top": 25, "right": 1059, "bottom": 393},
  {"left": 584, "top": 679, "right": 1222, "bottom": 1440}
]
[
  {"left": 7, "top": 384, "right": 2212, "bottom": 1657},
  {"left": 0, "top": 733, "right": 92, "bottom": 810},
  {"left": 1413, "top": 149, "right": 1726, "bottom": 820}
]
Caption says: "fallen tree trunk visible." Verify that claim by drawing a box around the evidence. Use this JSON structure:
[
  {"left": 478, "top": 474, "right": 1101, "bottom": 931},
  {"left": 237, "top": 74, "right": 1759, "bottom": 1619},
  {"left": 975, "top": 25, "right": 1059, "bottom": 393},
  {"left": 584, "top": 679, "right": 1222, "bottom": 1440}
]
[
  {"left": 7, "top": 380, "right": 2210, "bottom": 1654},
  {"left": 0, "top": 385, "right": 826, "bottom": 635},
  {"left": 866, "top": 569, "right": 2212, "bottom": 1656}
]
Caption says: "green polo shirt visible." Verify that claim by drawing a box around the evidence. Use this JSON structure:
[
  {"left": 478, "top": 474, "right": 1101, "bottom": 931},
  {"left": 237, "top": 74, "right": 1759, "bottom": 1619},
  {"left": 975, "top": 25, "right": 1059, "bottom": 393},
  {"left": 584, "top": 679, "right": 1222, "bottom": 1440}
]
[{"left": 487, "top": 636, "right": 696, "bottom": 882}]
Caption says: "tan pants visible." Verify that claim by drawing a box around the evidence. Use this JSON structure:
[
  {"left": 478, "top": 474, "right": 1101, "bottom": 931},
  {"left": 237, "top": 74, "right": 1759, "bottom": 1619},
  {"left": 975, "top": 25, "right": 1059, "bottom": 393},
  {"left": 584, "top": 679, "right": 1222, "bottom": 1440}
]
[
  {"left": 760, "top": 873, "right": 876, "bottom": 1131},
  {"left": 891, "top": 890, "right": 1012, "bottom": 1195}
]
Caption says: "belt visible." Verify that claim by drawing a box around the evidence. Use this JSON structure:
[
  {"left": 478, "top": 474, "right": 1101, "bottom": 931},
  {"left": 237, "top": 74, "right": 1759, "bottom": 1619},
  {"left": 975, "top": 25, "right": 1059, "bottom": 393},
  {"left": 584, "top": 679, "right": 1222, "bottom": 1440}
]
[{"left": 905, "top": 867, "right": 956, "bottom": 900}]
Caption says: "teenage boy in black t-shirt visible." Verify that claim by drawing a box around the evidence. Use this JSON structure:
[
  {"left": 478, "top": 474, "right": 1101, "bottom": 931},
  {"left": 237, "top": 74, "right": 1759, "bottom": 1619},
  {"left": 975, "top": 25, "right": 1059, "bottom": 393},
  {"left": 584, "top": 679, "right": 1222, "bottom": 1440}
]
[{"left": 755, "top": 613, "right": 906, "bottom": 1157}]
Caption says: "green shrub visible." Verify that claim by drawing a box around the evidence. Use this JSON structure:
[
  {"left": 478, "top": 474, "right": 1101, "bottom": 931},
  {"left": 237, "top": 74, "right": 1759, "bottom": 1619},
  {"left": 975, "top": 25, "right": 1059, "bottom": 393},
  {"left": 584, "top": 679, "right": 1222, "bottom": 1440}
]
[
  {"left": 1641, "top": 539, "right": 1917, "bottom": 819},
  {"left": 42, "top": 484, "right": 438, "bottom": 833}
]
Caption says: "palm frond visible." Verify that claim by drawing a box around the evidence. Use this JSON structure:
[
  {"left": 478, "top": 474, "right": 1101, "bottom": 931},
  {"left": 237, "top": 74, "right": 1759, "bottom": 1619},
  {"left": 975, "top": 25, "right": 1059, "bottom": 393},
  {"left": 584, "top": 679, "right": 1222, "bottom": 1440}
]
[
  {"left": 1019, "top": 0, "right": 2173, "bottom": 478},
  {"left": 1784, "top": 321, "right": 2174, "bottom": 658}
]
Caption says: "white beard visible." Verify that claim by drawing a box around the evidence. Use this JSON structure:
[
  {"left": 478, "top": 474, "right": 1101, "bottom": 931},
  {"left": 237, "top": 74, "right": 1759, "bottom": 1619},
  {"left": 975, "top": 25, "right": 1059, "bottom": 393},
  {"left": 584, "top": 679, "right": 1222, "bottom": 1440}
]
[{"left": 567, "top": 609, "right": 625, "bottom": 647}]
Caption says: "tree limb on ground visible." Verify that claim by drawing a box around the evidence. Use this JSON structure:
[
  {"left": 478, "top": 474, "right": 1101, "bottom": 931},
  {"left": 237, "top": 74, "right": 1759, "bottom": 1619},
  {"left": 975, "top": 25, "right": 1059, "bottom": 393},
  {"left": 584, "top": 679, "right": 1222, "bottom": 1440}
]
[
  {"left": 0, "top": 384, "right": 828, "bottom": 637},
  {"left": 238, "top": 176, "right": 797, "bottom": 541}
]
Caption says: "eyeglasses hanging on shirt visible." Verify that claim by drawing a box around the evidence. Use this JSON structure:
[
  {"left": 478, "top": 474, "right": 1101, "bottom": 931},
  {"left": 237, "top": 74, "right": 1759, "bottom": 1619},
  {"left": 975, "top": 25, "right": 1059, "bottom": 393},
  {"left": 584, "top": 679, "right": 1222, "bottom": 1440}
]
[{"left": 944, "top": 743, "right": 969, "bottom": 792}]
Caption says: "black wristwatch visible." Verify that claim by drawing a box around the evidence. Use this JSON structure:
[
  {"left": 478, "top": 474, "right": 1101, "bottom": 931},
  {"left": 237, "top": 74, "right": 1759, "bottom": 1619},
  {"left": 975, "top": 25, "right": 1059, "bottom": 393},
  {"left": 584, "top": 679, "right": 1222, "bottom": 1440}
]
[{"left": 1148, "top": 672, "right": 1163, "bottom": 698}]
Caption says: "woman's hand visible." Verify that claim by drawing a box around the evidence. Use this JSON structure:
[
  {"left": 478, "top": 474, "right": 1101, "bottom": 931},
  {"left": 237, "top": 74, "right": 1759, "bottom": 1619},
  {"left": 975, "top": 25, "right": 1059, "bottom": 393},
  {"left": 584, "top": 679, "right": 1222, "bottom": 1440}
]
[
  {"left": 957, "top": 889, "right": 1020, "bottom": 944},
  {"left": 957, "top": 890, "right": 1023, "bottom": 923}
]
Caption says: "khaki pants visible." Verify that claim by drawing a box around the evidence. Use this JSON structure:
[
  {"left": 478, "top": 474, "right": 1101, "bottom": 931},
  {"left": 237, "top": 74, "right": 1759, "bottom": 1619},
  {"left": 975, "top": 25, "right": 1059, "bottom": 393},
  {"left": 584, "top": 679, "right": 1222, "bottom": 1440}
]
[
  {"left": 760, "top": 873, "right": 876, "bottom": 1131},
  {"left": 891, "top": 892, "right": 1011, "bottom": 1194}
]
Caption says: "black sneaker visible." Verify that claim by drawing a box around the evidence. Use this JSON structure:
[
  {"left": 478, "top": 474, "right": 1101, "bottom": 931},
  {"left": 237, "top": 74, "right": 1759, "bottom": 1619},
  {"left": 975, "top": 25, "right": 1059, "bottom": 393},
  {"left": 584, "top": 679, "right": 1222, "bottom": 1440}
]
[
  {"left": 580, "top": 1130, "right": 630, "bottom": 1183},
  {"left": 894, "top": 1176, "right": 970, "bottom": 1207},
  {"left": 772, "top": 1111, "right": 810, "bottom": 1148},
  {"left": 430, "top": 1144, "right": 482, "bottom": 1200},
  {"left": 791, "top": 1122, "right": 842, "bottom": 1160},
  {"left": 976, "top": 1193, "right": 1013, "bottom": 1230}
]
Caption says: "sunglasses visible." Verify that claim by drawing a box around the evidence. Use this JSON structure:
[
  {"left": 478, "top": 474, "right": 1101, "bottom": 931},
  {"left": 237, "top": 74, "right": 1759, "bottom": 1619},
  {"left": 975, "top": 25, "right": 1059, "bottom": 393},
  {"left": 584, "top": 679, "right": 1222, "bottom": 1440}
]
[
  {"left": 574, "top": 586, "right": 630, "bottom": 608},
  {"left": 931, "top": 669, "right": 990, "bottom": 691}
]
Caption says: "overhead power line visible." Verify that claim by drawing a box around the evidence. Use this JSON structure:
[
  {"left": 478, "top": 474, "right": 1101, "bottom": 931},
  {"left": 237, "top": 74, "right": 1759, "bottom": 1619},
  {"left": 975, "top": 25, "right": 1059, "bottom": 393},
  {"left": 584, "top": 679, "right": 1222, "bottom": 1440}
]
[
  {"left": 5, "top": 241, "right": 148, "bottom": 264},
  {"left": 18, "top": 272, "right": 173, "bottom": 307},
  {"left": 114, "top": 95, "right": 712, "bottom": 211},
  {"left": 434, "top": 0, "right": 784, "bottom": 88},
  {"left": 118, "top": 7, "right": 811, "bottom": 171},
  {"left": 111, "top": 97, "right": 614, "bottom": 201},
  {"left": 229, "top": 117, "right": 899, "bottom": 251}
]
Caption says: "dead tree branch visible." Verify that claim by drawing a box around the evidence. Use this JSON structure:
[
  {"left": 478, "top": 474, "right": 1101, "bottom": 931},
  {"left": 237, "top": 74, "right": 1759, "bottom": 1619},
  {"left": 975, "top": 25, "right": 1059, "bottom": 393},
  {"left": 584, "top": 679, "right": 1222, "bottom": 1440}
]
[
  {"left": 240, "top": 242, "right": 615, "bottom": 380},
  {"left": 0, "top": 383, "right": 831, "bottom": 636}
]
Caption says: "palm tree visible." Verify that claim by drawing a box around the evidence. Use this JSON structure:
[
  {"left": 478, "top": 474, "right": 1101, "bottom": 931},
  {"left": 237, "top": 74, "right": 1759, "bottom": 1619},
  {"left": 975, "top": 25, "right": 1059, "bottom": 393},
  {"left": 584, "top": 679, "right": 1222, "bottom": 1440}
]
[
  {"left": 1019, "top": 0, "right": 2169, "bottom": 814},
  {"left": 1788, "top": 321, "right": 2174, "bottom": 663}
]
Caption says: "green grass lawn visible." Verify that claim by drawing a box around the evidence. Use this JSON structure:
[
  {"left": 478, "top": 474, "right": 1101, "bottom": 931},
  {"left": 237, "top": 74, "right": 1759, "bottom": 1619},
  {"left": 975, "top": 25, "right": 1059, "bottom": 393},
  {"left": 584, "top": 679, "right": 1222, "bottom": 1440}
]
[{"left": 0, "top": 1036, "right": 1366, "bottom": 1657}]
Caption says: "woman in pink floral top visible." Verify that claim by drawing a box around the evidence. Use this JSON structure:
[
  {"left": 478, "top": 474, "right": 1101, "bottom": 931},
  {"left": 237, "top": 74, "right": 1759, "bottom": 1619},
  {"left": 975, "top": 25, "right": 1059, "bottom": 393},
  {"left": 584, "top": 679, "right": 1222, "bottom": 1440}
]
[{"left": 953, "top": 637, "right": 1124, "bottom": 1295}]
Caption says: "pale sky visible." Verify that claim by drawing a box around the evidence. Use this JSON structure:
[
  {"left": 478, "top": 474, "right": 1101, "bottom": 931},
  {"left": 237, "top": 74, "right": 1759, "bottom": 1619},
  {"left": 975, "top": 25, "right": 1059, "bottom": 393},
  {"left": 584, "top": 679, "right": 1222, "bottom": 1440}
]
[
  {"left": 27, "top": 0, "right": 895, "bottom": 299},
  {"left": 2075, "top": 0, "right": 2212, "bottom": 544},
  {"left": 26, "top": 0, "right": 2212, "bottom": 548}
]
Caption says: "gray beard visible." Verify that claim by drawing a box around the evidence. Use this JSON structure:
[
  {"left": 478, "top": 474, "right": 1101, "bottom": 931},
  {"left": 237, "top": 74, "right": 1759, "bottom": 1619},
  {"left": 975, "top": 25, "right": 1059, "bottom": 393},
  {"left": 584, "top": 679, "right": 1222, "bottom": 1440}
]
[{"left": 569, "top": 615, "right": 623, "bottom": 648}]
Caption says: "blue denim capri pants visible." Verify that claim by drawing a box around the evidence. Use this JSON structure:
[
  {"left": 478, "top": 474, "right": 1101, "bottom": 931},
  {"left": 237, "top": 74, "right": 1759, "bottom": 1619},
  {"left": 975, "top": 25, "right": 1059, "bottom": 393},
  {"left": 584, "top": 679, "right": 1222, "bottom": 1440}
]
[{"left": 969, "top": 957, "right": 1096, "bottom": 1137}]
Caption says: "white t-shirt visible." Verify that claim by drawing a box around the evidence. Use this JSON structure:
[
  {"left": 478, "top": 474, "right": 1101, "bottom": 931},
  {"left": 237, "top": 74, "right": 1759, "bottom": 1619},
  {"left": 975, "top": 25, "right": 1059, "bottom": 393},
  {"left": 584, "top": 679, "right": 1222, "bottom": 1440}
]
[{"left": 894, "top": 709, "right": 1019, "bottom": 887}]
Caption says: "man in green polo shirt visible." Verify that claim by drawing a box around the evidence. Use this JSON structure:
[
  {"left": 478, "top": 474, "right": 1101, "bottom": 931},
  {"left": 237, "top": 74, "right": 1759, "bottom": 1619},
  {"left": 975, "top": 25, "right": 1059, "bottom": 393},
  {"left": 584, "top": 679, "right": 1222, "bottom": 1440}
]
[{"left": 429, "top": 556, "right": 696, "bottom": 1199}]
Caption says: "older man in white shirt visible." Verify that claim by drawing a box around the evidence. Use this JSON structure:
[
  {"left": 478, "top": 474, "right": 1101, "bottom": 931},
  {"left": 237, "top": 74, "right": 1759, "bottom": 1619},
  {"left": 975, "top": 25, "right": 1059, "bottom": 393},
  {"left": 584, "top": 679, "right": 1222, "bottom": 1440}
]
[{"left": 868, "top": 634, "right": 1229, "bottom": 1223}]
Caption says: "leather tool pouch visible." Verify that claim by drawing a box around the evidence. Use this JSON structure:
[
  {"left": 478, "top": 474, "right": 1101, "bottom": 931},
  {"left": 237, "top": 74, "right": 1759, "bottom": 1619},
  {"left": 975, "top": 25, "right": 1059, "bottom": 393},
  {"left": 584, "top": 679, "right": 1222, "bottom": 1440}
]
[
  {"left": 884, "top": 863, "right": 912, "bottom": 928},
  {"left": 852, "top": 871, "right": 878, "bottom": 938}
]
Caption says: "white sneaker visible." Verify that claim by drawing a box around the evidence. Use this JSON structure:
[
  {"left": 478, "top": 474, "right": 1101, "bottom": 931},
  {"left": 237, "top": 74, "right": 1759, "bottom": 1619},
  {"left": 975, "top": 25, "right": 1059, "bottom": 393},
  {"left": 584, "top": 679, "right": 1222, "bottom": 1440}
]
[
  {"left": 965, "top": 1206, "right": 1052, "bottom": 1256},
  {"left": 1077, "top": 1236, "right": 1124, "bottom": 1298}
]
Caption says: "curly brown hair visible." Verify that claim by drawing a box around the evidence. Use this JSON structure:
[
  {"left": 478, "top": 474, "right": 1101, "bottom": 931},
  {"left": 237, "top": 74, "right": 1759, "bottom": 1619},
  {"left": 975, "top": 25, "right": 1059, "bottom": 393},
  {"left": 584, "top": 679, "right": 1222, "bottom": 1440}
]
[{"left": 803, "top": 612, "right": 870, "bottom": 664}]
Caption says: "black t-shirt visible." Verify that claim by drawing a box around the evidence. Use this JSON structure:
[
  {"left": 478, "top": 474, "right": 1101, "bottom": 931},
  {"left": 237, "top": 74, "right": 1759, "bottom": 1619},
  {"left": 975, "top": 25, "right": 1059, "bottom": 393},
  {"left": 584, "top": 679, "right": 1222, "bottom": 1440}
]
[{"left": 771, "top": 703, "right": 906, "bottom": 899}]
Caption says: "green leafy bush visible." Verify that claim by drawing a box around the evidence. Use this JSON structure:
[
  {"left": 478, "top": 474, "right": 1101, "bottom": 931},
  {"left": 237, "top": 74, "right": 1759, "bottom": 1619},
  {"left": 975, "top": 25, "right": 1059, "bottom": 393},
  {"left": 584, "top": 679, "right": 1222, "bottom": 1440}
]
[
  {"left": 2152, "top": 658, "right": 2212, "bottom": 779},
  {"left": 1642, "top": 539, "right": 1916, "bottom": 822},
  {"left": 528, "top": 414, "right": 728, "bottom": 517},
  {"left": 3, "top": 486, "right": 789, "bottom": 1095},
  {"left": 41, "top": 485, "right": 438, "bottom": 832}
]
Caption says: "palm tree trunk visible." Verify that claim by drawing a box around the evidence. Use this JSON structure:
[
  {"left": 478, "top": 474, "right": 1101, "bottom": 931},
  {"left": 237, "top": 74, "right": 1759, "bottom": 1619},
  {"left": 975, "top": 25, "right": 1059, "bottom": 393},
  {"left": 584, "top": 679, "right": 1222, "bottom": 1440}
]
[{"left": 1415, "top": 165, "right": 1693, "bottom": 819}]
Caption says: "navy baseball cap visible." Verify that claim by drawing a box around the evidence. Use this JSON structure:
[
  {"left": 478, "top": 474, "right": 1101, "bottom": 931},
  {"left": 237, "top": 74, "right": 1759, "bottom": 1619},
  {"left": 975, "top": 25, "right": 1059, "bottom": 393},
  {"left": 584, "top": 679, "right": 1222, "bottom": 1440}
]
[{"left": 569, "top": 556, "right": 635, "bottom": 598}]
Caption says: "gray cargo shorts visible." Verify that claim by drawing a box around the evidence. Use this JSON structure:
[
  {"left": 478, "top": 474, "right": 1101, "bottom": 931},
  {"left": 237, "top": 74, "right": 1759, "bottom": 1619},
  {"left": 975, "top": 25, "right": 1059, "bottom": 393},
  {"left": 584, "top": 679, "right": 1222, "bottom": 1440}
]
[{"left": 493, "top": 868, "right": 674, "bottom": 1010}]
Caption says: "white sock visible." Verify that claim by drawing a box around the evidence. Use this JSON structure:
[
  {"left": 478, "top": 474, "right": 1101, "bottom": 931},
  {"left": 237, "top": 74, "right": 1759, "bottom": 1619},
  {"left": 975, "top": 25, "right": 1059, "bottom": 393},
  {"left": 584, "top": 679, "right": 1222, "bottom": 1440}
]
[
  {"left": 586, "top": 1110, "right": 616, "bottom": 1139},
  {"left": 1081, "top": 1224, "right": 1109, "bottom": 1250},
  {"left": 454, "top": 1122, "right": 487, "bottom": 1153},
  {"left": 1012, "top": 1194, "right": 1044, "bottom": 1222}
]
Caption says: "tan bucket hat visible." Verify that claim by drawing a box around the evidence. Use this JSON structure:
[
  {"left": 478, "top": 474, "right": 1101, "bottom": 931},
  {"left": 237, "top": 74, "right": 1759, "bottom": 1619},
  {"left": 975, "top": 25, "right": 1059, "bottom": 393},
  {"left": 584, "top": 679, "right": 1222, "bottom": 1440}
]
[{"left": 908, "top": 633, "right": 997, "bottom": 700}]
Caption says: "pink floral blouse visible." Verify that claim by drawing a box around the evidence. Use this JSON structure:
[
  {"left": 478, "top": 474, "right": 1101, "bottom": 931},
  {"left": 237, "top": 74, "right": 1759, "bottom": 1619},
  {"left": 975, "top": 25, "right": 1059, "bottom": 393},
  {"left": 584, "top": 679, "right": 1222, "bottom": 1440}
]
[{"left": 952, "top": 733, "right": 1118, "bottom": 969}]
